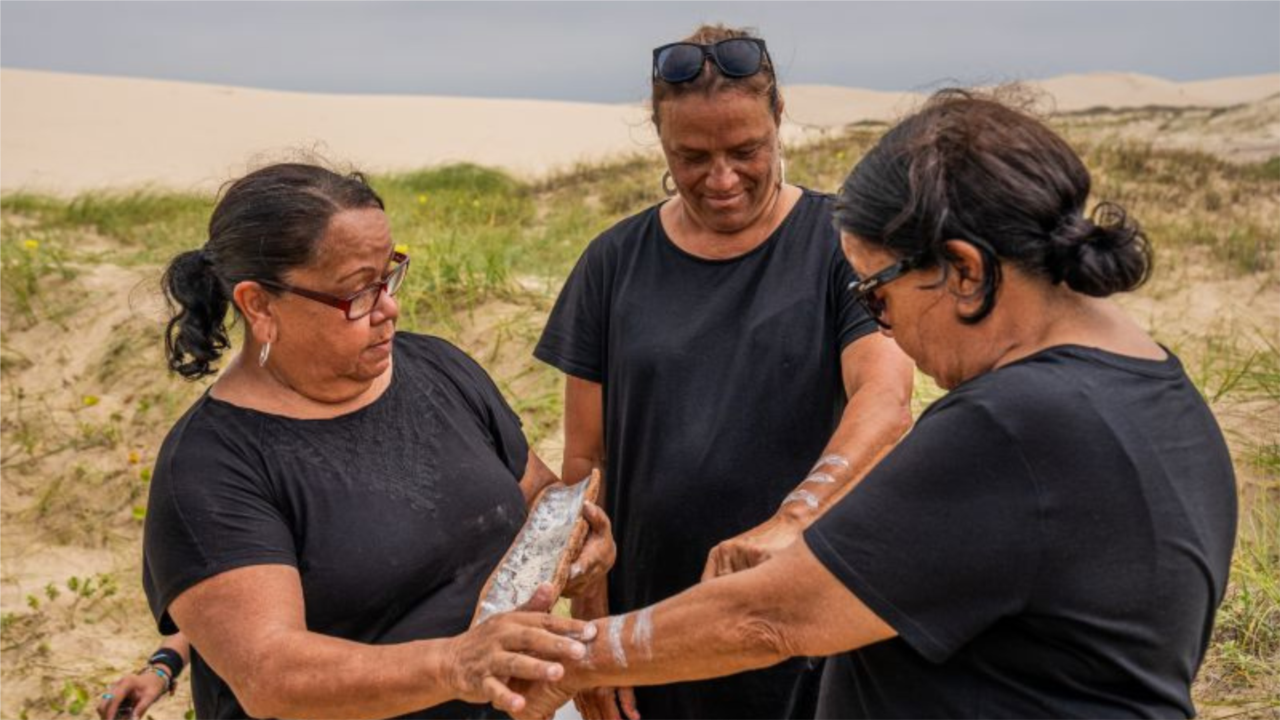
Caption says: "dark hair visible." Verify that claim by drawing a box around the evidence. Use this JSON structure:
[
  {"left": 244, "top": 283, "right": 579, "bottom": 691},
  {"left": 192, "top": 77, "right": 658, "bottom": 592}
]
[
  {"left": 162, "top": 163, "right": 385, "bottom": 379},
  {"left": 650, "top": 24, "right": 782, "bottom": 128},
  {"left": 834, "top": 89, "right": 1152, "bottom": 324}
]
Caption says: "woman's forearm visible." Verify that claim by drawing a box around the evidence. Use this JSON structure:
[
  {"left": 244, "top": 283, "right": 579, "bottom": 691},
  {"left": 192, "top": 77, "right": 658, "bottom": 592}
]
[
  {"left": 569, "top": 541, "right": 896, "bottom": 691},
  {"left": 237, "top": 633, "right": 458, "bottom": 719},
  {"left": 778, "top": 351, "right": 913, "bottom": 526},
  {"left": 576, "top": 558, "right": 797, "bottom": 688}
]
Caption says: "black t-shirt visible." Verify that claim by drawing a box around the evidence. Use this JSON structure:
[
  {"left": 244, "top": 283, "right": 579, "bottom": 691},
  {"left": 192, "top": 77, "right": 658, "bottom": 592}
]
[
  {"left": 143, "top": 333, "right": 529, "bottom": 720},
  {"left": 536, "top": 190, "right": 877, "bottom": 718},
  {"left": 805, "top": 345, "right": 1237, "bottom": 719}
]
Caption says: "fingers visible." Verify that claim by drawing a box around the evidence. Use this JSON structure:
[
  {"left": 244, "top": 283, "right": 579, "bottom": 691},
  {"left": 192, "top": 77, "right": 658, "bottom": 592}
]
[
  {"left": 574, "top": 687, "right": 615, "bottom": 720},
  {"left": 701, "top": 545, "right": 723, "bottom": 582},
  {"left": 93, "top": 681, "right": 117, "bottom": 717},
  {"left": 529, "top": 609, "right": 597, "bottom": 641},
  {"left": 731, "top": 543, "right": 769, "bottom": 574},
  {"left": 498, "top": 651, "right": 565, "bottom": 683},
  {"left": 570, "top": 503, "right": 616, "bottom": 586},
  {"left": 602, "top": 688, "right": 624, "bottom": 720},
  {"left": 97, "top": 668, "right": 170, "bottom": 719},
  {"left": 619, "top": 686, "right": 642, "bottom": 720},
  {"left": 582, "top": 501, "right": 611, "bottom": 534},
  {"left": 515, "top": 680, "right": 573, "bottom": 720},
  {"left": 133, "top": 694, "right": 160, "bottom": 717},
  {"left": 715, "top": 541, "right": 736, "bottom": 578},
  {"left": 483, "top": 675, "right": 526, "bottom": 715},
  {"left": 504, "top": 624, "right": 591, "bottom": 663}
]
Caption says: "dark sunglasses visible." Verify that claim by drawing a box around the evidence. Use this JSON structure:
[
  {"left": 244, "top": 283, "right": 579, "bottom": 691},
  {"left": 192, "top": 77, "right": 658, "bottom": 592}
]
[
  {"left": 847, "top": 253, "right": 926, "bottom": 329},
  {"left": 258, "top": 251, "right": 409, "bottom": 321},
  {"left": 652, "top": 38, "right": 770, "bottom": 84}
]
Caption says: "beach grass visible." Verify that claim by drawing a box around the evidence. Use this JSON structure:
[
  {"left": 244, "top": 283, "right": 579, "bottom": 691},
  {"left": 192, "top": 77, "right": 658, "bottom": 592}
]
[{"left": 1, "top": 123, "right": 1278, "bottom": 715}]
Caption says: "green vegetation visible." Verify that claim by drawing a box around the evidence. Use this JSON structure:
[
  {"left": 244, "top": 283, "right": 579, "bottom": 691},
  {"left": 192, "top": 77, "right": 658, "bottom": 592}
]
[
  {"left": 0, "top": 234, "right": 76, "bottom": 326},
  {"left": 1, "top": 120, "right": 1278, "bottom": 714}
]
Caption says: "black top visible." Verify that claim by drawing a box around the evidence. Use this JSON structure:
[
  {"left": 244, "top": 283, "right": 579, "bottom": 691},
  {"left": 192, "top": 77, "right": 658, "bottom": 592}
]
[
  {"left": 143, "top": 334, "right": 528, "bottom": 719},
  {"left": 536, "top": 190, "right": 877, "bottom": 718},
  {"left": 805, "top": 345, "right": 1237, "bottom": 719}
]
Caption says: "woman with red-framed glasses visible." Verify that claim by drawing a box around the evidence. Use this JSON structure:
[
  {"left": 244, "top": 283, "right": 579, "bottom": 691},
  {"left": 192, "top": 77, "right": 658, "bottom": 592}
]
[{"left": 104, "top": 163, "right": 615, "bottom": 720}]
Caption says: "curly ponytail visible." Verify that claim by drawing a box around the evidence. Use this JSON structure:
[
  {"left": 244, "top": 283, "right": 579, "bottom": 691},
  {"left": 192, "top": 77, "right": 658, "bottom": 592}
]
[{"left": 162, "top": 249, "right": 231, "bottom": 380}]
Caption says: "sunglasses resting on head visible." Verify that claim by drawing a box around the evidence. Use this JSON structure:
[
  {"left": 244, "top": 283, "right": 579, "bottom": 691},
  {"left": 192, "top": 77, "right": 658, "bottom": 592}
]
[{"left": 652, "top": 38, "right": 770, "bottom": 84}]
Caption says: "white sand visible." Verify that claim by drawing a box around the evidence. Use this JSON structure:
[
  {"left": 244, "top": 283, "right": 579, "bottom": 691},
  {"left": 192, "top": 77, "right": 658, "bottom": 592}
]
[{"left": 2, "top": 68, "right": 1277, "bottom": 195}]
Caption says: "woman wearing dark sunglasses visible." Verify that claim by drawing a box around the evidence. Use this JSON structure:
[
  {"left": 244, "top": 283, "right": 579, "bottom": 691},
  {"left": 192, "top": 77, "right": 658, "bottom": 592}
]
[
  {"left": 120, "top": 163, "right": 614, "bottom": 720},
  {"left": 536, "top": 24, "right": 914, "bottom": 720},
  {"left": 516, "top": 90, "right": 1237, "bottom": 720}
]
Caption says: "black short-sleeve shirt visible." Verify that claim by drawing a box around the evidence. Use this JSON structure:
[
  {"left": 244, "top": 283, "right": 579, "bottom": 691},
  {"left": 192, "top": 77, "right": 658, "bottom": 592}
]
[
  {"left": 805, "top": 345, "right": 1237, "bottom": 719},
  {"left": 536, "top": 190, "right": 877, "bottom": 718},
  {"left": 143, "top": 333, "right": 529, "bottom": 719}
]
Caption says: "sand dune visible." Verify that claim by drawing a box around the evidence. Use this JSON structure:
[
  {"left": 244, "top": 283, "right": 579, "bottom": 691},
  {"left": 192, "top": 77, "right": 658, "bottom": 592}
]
[{"left": 2, "top": 68, "right": 1277, "bottom": 195}]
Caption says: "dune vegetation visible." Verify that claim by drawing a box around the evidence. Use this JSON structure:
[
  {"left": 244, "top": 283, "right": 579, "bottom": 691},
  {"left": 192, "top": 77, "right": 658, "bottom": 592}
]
[{"left": 1, "top": 109, "right": 1277, "bottom": 717}]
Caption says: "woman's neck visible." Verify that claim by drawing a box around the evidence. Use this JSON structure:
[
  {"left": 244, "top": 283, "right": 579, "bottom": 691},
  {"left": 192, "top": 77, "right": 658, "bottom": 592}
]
[
  {"left": 662, "top": 183, "right": 799, "bottom": 261},
  {"left": 211, "top": 352, "right": 393, "bottom": 420},
  {"left": 970, "top": 279, "right": 1165, "bottom": 383}
]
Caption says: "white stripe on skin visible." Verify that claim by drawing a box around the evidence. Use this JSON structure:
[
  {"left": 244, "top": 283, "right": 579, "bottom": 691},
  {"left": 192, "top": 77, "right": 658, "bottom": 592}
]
[
  {"left": 630, "top": 608, "right": 654, "bottom": 661},
  {"left": 803, "top": 472, "right": 836, "bottom": 485},
  {"left": 811, "top": 454, "right": 850, "bottom": 472},
  {"left": 782, "top": 489, "right": 820, "bottom": 509},
  {"left": 608, "top": 615, "right": 628, "bottom": 668}
]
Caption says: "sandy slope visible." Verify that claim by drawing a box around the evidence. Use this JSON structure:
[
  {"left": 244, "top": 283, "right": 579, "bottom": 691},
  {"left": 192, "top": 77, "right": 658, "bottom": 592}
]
[{"left": 2, "top": 68, "right": 1278, "bottom": 195}]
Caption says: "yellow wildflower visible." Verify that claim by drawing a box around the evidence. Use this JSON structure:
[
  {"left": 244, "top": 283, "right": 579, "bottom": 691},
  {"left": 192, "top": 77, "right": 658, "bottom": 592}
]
[
  {"left": 82, "top": 395, "right": 99, "bottom": 407},
  {"left": 23, "top": 239, "right": 39, "bottom": 251},
  {"left": 417, "top": 194, "right": 428, "bottom": 205},
  {"left": 128, "top": 450, "right": 141, "bottom": 464},
  {"left": 395, "top": 243, "right": 410, "bottom": 256}
]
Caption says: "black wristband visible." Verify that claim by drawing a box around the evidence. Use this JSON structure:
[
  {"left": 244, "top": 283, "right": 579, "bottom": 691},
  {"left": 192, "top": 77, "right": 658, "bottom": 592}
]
[{"left": 148, "top": 647, "right": 185, "bottom": 682}]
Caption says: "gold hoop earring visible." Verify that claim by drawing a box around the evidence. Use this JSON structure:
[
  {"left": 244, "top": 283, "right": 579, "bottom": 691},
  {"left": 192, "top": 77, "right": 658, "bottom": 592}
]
[
  {"left": 661, "top": 170, "right": 677, "bottom": 198},
  {"left": 258, "top": 342, "right": 271, "bottom": 367}
]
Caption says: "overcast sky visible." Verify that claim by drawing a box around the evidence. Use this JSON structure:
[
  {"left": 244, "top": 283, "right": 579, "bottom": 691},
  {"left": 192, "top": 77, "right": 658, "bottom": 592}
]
[{"left": 3, "top": 1, "right": 1278, "bottom": 103}]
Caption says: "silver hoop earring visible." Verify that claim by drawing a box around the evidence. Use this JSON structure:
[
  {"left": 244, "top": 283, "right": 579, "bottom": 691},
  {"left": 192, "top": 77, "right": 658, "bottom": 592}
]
[
  {"left": 661, "top": 170, "right": 677, "bottom": 198},
  {"left": 258, "top": 342, "right": 271, "bottom": 367}
]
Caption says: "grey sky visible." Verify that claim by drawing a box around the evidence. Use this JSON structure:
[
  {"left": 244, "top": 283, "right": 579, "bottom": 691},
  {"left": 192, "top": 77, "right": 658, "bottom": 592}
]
[{"left": 2, "top": 1, "right": 1278, "bottom": 103}]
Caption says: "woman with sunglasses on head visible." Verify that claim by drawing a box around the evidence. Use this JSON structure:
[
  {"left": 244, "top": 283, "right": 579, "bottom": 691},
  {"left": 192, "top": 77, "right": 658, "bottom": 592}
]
[
  {"left": 125, "top": 163, "right": 614, "bottom": 720},
  {"left": 515, "top": 90, "right": 1238, "bottom": 720},
  {"left": 535, "top": 24, "right": 914, "bottom": 720}
]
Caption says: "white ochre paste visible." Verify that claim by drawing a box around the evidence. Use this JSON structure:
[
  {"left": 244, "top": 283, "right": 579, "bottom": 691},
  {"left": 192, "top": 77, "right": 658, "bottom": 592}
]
[
  {"left": 812, "top": 454, "right": 850, "bottom": 472},
  {"left": 630, "top": 608, "right": 654, "bottom": 661},
  {"left": 783, "top": 489, "right": 820, "bottom": 509},
  {"left": 803, "top": 472, "right": 836, "bottom": 485},
  {"left": 608, "top": 615, "right": 629, "bottom": 668}
]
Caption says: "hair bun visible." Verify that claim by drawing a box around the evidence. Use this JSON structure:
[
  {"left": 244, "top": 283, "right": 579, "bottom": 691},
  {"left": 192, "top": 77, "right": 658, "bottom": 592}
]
[{"left": 1046, "top": 202, "right": 1151, "bottom": 297}]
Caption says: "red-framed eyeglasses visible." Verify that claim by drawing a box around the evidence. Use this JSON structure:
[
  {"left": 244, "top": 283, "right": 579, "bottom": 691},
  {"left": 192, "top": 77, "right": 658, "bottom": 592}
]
[{"left": 258, "top": 251, "right": 409, "bottom": 321}]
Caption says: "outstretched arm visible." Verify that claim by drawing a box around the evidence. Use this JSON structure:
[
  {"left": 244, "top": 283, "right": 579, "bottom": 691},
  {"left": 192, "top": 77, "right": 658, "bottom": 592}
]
[
  {"left": 704, "top": 334, "right": 913, "bottom": 579},
  {"left": 518, "top": 539, "right": 896, "bottom": 719}
]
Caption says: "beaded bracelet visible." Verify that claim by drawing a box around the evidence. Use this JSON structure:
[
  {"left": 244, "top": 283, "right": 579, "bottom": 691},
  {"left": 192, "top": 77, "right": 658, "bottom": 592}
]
[{"left": 135, "top": 664, "right": 172, "bottom": 695}]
